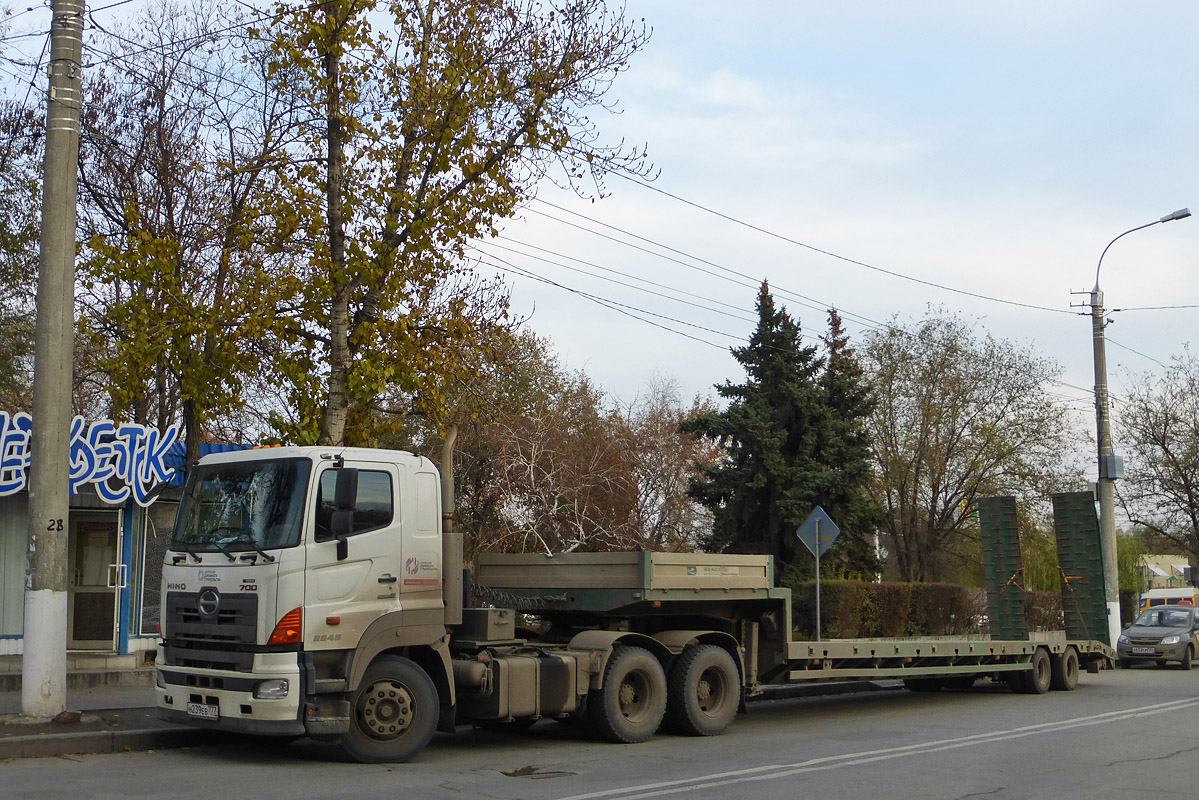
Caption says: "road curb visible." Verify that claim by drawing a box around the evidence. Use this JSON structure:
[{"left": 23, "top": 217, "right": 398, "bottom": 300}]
[{"left": 1, "top": 718, "right": 214, "bottom": 760}]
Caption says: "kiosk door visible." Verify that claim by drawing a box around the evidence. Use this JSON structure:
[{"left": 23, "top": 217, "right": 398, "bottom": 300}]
[{"left": 67, "top": 514, "right": 123, "bottom": 649}]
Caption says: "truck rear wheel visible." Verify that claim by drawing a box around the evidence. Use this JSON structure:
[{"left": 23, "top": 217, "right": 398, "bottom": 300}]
[
  {"left": 1050, "top": 647, "right": 1080, "bottom": 690},
  {"left": 1015, "top": 647, "right": 1052, "bottom": 694},
  {"left": 341, "top": 655, "right": 438, "bottom": 763},
  {"left": 589, "top": 645, "right": 667, "bottom": 744},
  {"left": 667, "top": 645, "right": 740, "bottom": 736}
]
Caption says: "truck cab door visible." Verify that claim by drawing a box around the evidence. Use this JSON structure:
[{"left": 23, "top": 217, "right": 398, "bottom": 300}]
[{"left": 304, "top": 460, "right": 402, "bottom": 650}]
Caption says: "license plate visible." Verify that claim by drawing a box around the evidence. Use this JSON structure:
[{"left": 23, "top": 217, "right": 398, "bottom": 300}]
[
  {"left": 1131, "top": 646, "right": 1156, "bottom": 654},
  {"left": 187, "top": 702, "right": 219, "bottom": 720}
]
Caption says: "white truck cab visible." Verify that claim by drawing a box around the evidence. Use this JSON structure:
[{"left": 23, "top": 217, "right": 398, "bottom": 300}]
[{"left": 156, "top": 446, "right": 447, "bottom": 740}]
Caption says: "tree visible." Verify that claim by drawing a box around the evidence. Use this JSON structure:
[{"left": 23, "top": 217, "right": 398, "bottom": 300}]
[
  {"left": 77, "top": 1, "right": 306, "bottom": 461},
  {"left": 817, "top": 309, "right": 885, "bottom": 573},
  {"left": 1117, "top": 349, "right": 1199, "bottom": 573},
  {"left": 259, "top": 0, "right": 652, "bottom": 446},
  {"left": 618, "top": 374, "right": 719, "bottom": 552},
  {"left": 862, "top": 309, "right": 1079, "bottom": 582},
  {"left": 413, "top": 327, "right": 640, "bottom": 555},
  {"left": 683, "top": 284, "right": 879, "bottom": 577},
  {"left": 0, "top": 101, "right": 40, "bottom": 411}
]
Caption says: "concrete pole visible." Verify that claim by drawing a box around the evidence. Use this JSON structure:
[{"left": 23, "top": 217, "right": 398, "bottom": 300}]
[
  {"left": 23, "top": 0, "right": 84, "bottom": 718},
  {"left": 1090, "top": 286, "right": 1121, "bottom": 650},
  {"left": 1088, "top": 209, "right": 1190, "bottom": 651}
]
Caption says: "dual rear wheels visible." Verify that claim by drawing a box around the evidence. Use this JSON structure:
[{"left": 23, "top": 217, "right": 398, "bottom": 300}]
[
  {"left": 588, "top": 644, "right": 741, "bottom": 743},
  {"left": 1007, "top": 647, "right": 1078, "bottom": 694}
]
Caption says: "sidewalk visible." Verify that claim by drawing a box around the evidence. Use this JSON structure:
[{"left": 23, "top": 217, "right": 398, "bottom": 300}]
[{"left": 0, "top": 683, "right": 214, "bottom": 760}]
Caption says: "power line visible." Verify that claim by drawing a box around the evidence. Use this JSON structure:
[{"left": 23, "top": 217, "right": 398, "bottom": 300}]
[
  {"left": 1106, "top": 338, "right": 1168, "bottom": 369},
  {"left": 612, "top": 173, "right": 1077, "bottom": 316},
  {"left": 479, "top": 254, "right": 730, "bottom": 349},
  {"left": 472, "top": 239, "right": 756, "bottom": 324},
  {"left": 1114, "top": 304, "right": 1199, "bottom": 312},
  {"left": 525, "top": 200, "right": 891, "bottom": 334}
]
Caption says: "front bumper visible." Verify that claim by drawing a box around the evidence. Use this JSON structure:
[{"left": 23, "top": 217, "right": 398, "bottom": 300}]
[
  {"left": 1116, "top": 641, "right": 1190, "bottom": 662},
  {"left": 156, "top": 652, "right": 305, "bottom": 736}
]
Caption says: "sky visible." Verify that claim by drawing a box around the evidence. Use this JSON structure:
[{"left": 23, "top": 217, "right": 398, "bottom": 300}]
[
  {"left": 476, "top": 1, "right": 1199, "bottom": 465},
  {"left": 5, "top": 0, "right": 1198, "bottom": 474}
]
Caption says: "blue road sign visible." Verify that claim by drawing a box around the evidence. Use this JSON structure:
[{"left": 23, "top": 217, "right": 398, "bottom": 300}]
[{"left": 796, "top": 506, "right": 841, "bottom": 557}]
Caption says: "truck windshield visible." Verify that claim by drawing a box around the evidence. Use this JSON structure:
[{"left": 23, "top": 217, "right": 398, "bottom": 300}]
[{"left": 172, "top": 458, "right": 312, "bottom": 552}]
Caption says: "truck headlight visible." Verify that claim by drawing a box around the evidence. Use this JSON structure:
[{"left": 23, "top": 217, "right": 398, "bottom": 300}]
[
  {"left": 1160, "top": 634, "right": 1183, "bottom": 646},
  {"left": 254, "top": 679, "right": 290, "bottom": 699},
  {"left": 156, "top": 670, "right": 166, "bottom": 689}
]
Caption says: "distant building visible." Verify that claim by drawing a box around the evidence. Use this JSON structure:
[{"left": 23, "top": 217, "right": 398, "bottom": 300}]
[{"left": 1139, "top": 554, "right": 1192, "bottom": 590}]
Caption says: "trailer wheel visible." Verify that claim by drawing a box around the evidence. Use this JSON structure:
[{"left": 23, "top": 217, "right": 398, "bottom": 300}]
[
  {"left": 667, "top": 645, "right": 740, "bottom": 736},
  {"left": 1015, "top": 648, "right": 1052, "bottom": 694},
  {"left": 588, "top": 645, "right": 667, "bottom": 744},
  {"left": 341, "top": 655, "right": 438, "bottom": 763},
  {"left": 1050, "top": 647, "right": 1080, "bottom": 691}
]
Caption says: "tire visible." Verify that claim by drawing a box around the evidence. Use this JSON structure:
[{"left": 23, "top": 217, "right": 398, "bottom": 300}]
[
  {"left": 588, "top": 645, "right": 668, "bottom": 744},
  {"left": 341, "top": 655, "right": 438, "bottom": 763},
  {"left": 667, "top": 645, "right": 741, "bottom": 736},
  {"left": 1050, "top": 647, "right": 1080, "bottom": 691},
  {"left": 1118, "top": 658, "right": 1132, "bottom": 670},
  {"left": 902, "top": 677, "right": 942, "bottom": 692},
  {"left": 1180, "top": 645, "right": 1193, "bottom": 671},
  {"left": 1016, "top": 648, "right": 1052, "bottom": 694}
]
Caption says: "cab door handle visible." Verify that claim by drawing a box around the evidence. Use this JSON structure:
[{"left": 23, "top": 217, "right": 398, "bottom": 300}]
[{"left": 378, "top": 575, "right": 397, "bottom": 584}]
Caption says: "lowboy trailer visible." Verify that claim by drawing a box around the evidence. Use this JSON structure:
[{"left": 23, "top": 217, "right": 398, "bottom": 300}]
[{"left": 155, "top": 447, "right": 1112, "bottom": 762}]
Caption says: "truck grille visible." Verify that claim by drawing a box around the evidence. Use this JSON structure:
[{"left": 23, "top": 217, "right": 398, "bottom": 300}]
[{"left": 163, "top": 590, "right": 259, "bottom": 672}]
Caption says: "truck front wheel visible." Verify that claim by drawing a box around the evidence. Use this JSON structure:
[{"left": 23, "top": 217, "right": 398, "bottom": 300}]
[
  {"left": 342, "top": 655, "right": 438, "bottom": 763},
  {"left": 667, "top": 645, "right": 740, "bottom": 736},
  {"left": 589, "top": 645, "right": 667, "bottom": 744}
]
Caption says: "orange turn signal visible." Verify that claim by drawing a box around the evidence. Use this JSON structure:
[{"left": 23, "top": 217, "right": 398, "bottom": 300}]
[{"left": 268, "top": 607, "right": 303, "bottom": 645}]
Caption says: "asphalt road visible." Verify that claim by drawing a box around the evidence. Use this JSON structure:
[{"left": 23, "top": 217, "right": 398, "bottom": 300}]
[{"left": 5, "top": 666, "right": 1198, "bottom": 800}]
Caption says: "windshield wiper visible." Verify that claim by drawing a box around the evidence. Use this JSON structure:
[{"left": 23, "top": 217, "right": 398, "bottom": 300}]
[
  {"left": 221, "top": 539, "right": 276, "bottom": 564},
  {"left": 171, "top": 543, "right": 202, "bottom": 564}
]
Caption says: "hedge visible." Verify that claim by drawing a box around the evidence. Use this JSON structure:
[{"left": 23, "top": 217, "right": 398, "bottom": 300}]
[{"left": 787, "top": 580, "right": 1065, "bottom": 639}]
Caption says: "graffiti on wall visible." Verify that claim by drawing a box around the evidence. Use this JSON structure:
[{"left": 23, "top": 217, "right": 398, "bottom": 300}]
[{"left": 0, "top": 412, "right": 178, "bottom": 507}]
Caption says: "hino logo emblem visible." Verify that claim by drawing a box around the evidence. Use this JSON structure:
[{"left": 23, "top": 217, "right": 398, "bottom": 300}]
[{"left": 197, "top": 588, "right": 221, "bottom": 618}]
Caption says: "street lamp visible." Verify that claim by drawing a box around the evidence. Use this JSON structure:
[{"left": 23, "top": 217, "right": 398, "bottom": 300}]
[{"left": 1092, "top": 207, "right": 1190, "bottom": 649}]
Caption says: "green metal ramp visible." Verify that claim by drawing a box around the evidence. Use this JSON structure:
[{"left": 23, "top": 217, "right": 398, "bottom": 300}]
[
  {"left": 977, "top": 496, "right": 1027, "bottom": 641},
  {"left": 1051, "top": 492, "right": 1110, "bottom": 646}
]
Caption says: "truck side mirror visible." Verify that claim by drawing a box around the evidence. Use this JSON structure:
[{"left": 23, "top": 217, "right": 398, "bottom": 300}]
[{"left": 330, "top": 468, "right": 358, "bottom": 561}]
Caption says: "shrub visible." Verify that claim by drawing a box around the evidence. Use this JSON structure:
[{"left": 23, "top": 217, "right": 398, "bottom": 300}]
[{"left": 788, "top": 580, "right": 987, "bottom": 639}]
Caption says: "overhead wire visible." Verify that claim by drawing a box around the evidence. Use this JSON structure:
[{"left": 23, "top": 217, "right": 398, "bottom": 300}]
[{"left": 613, "top": 173, "right": 1078, "bottom": 316}]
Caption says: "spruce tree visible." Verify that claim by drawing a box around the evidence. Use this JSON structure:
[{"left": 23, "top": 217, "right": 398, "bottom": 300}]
[{"left": 682, "top": 285, "right": 880, "bottom": 578}]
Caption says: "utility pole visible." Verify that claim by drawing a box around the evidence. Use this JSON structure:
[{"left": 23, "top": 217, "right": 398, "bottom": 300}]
[
  {"left": 1089, "top": 208, "right": 1191, "bottom": 652},
  {"left": 1089, "top": 284, "right": 1121, "bottom": 650},
  {"left": 23, "top": 0, "right": 84, "bottom": 718}
]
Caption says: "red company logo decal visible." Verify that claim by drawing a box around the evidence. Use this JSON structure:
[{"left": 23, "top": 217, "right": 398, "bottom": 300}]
[{"left": 403, "top": 556, "right": 438, "bottom": 586}]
